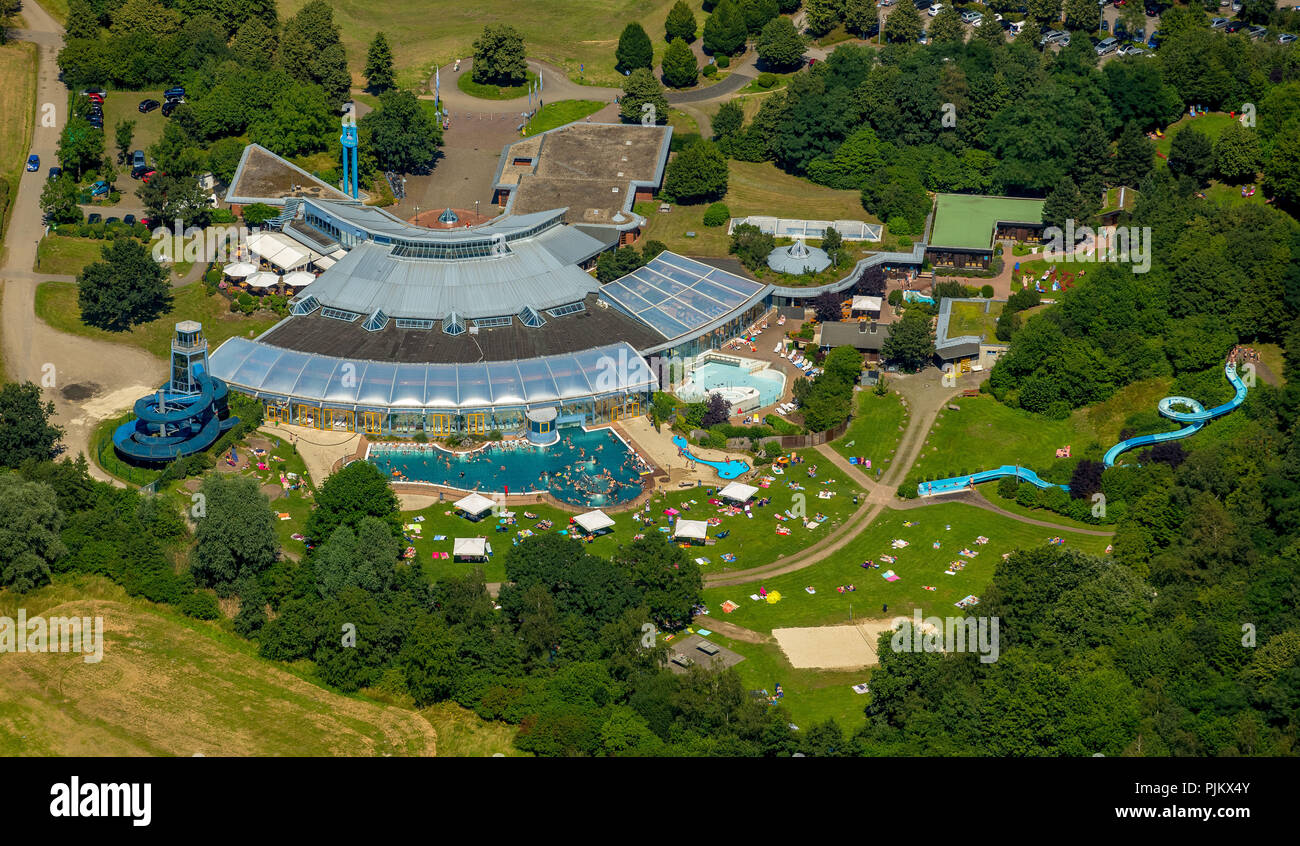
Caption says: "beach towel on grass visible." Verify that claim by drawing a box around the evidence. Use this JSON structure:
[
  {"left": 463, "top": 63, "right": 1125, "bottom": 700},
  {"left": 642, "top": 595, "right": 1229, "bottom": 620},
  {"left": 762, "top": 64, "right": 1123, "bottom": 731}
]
[{"left": 881, "top": 570, "right": 900, "bottom": 582}]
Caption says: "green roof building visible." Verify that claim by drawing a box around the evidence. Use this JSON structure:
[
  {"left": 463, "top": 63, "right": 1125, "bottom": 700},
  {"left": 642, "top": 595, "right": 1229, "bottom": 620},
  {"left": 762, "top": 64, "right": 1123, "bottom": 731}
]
[{"left": 926, "top": 194, "right": 1046, "bottom": 269}]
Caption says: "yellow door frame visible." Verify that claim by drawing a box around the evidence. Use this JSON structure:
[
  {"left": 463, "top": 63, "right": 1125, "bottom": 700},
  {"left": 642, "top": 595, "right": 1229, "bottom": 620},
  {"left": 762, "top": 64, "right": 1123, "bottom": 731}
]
[
  {"left": 362, "top": 411, "right": 383, "bottom": 434},
  {"left": 295, "top": 404, "right": 320, "bottom": 428}
]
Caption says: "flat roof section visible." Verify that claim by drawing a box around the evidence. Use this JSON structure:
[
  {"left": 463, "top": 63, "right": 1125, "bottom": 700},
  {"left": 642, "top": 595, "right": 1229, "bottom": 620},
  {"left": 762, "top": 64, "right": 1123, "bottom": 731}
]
[
  {"left": 225, "top": 144, "right": 361, "bottom": 206},
  {"left": 929, "top": 194, "right": 1046, "bottom": 251}
]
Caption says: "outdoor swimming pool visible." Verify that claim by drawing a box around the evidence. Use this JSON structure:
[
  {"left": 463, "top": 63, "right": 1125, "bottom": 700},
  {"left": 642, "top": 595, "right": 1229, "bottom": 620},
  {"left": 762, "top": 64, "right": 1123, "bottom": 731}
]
[
  {"left": 368, "top": 427, "right": 648, "bottom": 507},
  {"left": 678, "top": 360, "right": 786, "bottom": 410}
]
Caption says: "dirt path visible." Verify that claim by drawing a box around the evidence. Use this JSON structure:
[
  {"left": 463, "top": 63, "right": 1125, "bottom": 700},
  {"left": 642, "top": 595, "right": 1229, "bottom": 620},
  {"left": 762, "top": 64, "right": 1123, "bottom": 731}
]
[
  {"left": 694, "top": 616, "right": 771, "bottom": 644},
  {"left": 1, "top": 6, "right": 166, "bottom": 482}
]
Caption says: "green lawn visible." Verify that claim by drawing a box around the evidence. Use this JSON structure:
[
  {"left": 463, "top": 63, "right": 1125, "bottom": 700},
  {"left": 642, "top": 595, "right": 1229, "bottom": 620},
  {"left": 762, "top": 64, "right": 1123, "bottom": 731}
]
[
  {"left": 35, "top": 280, "right": 280, "bottom": 361},
  {"left": 828, "top": 389, "right": 908, "bottom": 472},
  {"left": 34, "top": 236, "right": 106, "bottom": 275},
  {"left": 1155, "top": 112, "right": 1239, "bottom": 157},
  {"left": 101, "top": 89, "right": 166, "bottom": 160},
  {"left": 946, "top": 299, "right": 1003, "bottom": 339},
  {"left": 523, "top": 99, "right": 606, "bottom": 135},
  {"left": 456, "top": 69, "right": 540, "bottom": 100},
  {"left": 701, "top": 502, "right": 1113, "bottom": 634},
  {"left": 0, "top": 39, "right": 38, "bottom": 266}
]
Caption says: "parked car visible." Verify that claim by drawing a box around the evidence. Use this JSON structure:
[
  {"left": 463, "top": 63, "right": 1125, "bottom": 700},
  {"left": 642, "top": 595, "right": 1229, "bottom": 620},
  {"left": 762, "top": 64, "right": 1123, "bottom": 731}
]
[
  {"left": 26, "top": 154, "right": 39, "bottom": 172},
  {"left": 160, "top": 100, "right": 178, "bottom": 117},
  {"left": 90, "top": 180, "right": 110, "bottom": 196},
  {"left": 1248, "top": 25, "right": 1268, "bottom": 39},
  {"left": 164, "top": 86, "right": 185, "bottom": 102},
  {"left": 1210, "top": 17, "right": 1229, "bottom": 29},
  {"left": 927, "top": 2, "right": 943, "bottom": 15},
  {"left": 1225, "top": 20, "right": 1245, "bottom": 33},
  {"left": 123, "top": 214, "right": 136, "bottom": 226},
  {"left": 142, "top": 170, "right": 159, "bottom": 183},
  {"left": 48, "top": 166, "right": 61, "bottom": 180},
  {"left": 87, "top": 213, "right": 102, "bottom": 224},
  {"left": 1148, "top": 30, "right": 1162, "bottom": 48},
  {"left": 1280, "top": 33, "right": 1298, "bottom": 43},
  {"left": 1095, "top": 36, "right": 1119, "bottom": 54},
  {"left": 1101, "top": 19, "right": 1109, "bottom": 31},
  {"left": 878, "top": 0, "right": 895, "bottom": 6},
  {"left": 138, "top": 98, "right": 160, "bottom": 113},
  {"left": 1040, "top": 29, "right": 1068, "bottom": 45},
  {"left": 132, "top": 150, "right": 146, "bottom": 170},
  {"left": 80, "top": 87, "right": 106, "bottom": 98},
  {"left": 103, "top": 217, "right": 120, "bottom": 225},
  {"left": 1118, "top": 44, "right": 1147, "bottom": 55},
  {"left": 960, "top": 9, "right": 982, "bottom": 23}
]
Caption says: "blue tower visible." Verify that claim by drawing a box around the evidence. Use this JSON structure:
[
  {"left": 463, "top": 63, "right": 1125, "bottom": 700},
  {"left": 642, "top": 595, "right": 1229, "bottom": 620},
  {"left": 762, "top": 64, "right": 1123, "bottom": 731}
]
[
  {"left": 341, "top": 109, "right": 359, "bottom": 199},
  {"left": 113, "top": 322, "right": 238, "bottom": 465}
]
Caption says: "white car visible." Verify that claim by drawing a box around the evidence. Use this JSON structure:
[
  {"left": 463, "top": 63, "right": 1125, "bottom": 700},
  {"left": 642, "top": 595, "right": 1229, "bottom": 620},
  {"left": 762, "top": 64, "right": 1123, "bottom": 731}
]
[{"left": 928, "top": 3, "right": 943, "bottom": 15}]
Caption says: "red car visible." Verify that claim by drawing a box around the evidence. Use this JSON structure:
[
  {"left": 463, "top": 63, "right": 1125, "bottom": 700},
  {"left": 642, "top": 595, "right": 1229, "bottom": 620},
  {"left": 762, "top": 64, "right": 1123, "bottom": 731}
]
[{"left": 142, "top": 170, "right": 159, "bottom": 183}]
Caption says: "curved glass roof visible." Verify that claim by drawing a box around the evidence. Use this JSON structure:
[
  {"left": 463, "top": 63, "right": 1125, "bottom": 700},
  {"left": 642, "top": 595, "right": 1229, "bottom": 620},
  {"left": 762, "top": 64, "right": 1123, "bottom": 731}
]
[
  {"left": 209, "top": 338, "right": 657, "bottom": 409},
  {"left": 600, "top": 252, "right": 766, "bottom": 341}
]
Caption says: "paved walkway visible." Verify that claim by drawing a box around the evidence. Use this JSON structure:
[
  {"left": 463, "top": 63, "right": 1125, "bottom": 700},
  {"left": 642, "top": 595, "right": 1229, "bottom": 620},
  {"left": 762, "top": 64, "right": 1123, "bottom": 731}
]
[{"left": 1, "top": 6, "right": 166, "bottom": 483}]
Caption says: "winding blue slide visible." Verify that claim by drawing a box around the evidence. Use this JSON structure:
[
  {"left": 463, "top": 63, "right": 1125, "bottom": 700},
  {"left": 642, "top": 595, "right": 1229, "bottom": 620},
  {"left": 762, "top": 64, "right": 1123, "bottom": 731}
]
[
  {"left": 917, "top": 360, "right": 1248, "bottom": 497},
  {"left": 113, "top": 364, "right": 239, "bottom": 463}
]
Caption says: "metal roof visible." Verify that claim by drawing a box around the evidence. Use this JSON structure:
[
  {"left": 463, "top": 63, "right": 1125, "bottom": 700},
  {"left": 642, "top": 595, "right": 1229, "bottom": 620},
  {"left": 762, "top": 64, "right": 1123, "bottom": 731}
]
[{"left": 208, "top": 337, "right": 657, "bottom": 409}]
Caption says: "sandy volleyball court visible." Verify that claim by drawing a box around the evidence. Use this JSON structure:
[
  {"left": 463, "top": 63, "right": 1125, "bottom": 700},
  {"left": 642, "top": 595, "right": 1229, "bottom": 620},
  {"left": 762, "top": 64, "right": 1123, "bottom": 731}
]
[{"left": 773, "top": 618, "right": 938, "bottom": 669}]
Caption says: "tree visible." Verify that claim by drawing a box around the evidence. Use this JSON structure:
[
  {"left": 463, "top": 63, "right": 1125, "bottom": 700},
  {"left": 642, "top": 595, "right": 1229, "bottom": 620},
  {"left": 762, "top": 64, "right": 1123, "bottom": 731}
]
[
  {"left": 1263, "top": 126, "right": 1300, "bottom": 210},
  {"left": 666, "top": 1, "right": 698, "bottom": 43},
  {"left": 1063, "top": 0, "right": 1100, "bottom": 31},
  {"left": 0, "top": 382, "right": 63, "bottom": 467},
  {"left": 242, "top": 202, "right": 281, "bottom": 227},
  {"left": 619, "top": 68, "right": 669, "bottom": 125},
  {"left": 114, "top": 119, "right": 135, "bottom": 165},
  {"left": 702, "top": 391, "right": 731, "bottom": 426},
  {"left": 1043, "top": 175, "right": 1089, "bottom": 229},
  {"left": 1167, "top": 128, "right": 1213, "bottom": 186},
  {"left": 703, "top": 0, "right": 748, "bottom": 56},
  {"left": 1068, "top": 459, "right": 1105, "bottom": 500},
  {"left": 360, "top": 89, "right": 442, "bottom": 173},
  {"left": 616, "top": 22, "right": 654, "bottom": 74},
  {"left": 614, "top": 535, "right": 703, "bottom": 629},
  {"left": 64, "top": 0, "right": 99, "bottom": 40},
  {"left": 306, "top": 459, "right": 401, "bottom": 542},
  {"left": 1112, "top": 122, "right": 1153, "bottom": 188},
  {"left": 231, "top": 18, "right": 277, "bottom": 71},
  {"left": 0, "top": 475, "right": 66, "bottom": 593},
  {"left": 729, "top": 222, "right": 776, "bottom": 271},
  {"left": 662, "top": 37, "right": 699, "bottom": 88},
  {"left": 312, "top": 41, "right": 353, "bottom": 106},
  {"left": 757, "top": 16, "right": 806, "bottom": 70},
  {"left": 929, "top": 6, "right": 965, "bottom": 45},
  {"left": 364, "top": 31, "right": 396, "bottom": 92},
  {"left": 881, "top": 308, "right": 935, "bottom": 372},
  {"left": 313, "top": 517, "right": 400, "bottom": 598},
  {"left": 56, "top": 117, "right": 104, "bottom": 180},
  {"left": 248, "top": 81, "right": 334, "bottom": 158},
  {"left": 1026, "top": 0, "right": 1062, "bottom": 27},
  {"left": 974, "top": 11, "right": 1006, "bottom": 46},
  {"left": 40, "top": 175, "right": 83, "bottom": 225},
  {"left": 472, "top": 24, "right": 527, "bottom": 85},
  {"left": 596, "top": 246, "right": 648, "bottom": 282},
  {"left": 663, "top": 138, "right": 728, "bottom": 202},
  {"left": 110, "top": 0, "right": 181, "bottom": 37},
  {"left": 77, "top": 239, "right": 172, "bottom": 332},
  {"left": 884, "top": 2, "right": 923, "bottom": 43},
  {"left": 741, "top": 0, "right": 780, "bottom": 34},
  {"left": 804, "top": 0, "right": 841, "bottom": 37},
  {"left": 206, "top": 136, "right": 247, "bottom": 184},
  {"left": 137, "top": 172, "right": 213, "bottom": 230},
  {"left": 712, "top": 99, "right": 744, "bottom": 141},
  {"left": 1213, "top": 122, "right": 1261, "bottom": 185},
  {"left": 844, "top": 0, "right": 880, "bottom": 37},
  {"left": 191, "top": 475, "right": 280, "bottom": 594},
  {"left": 821, "top": 226, "right": 846, "bottom": 267}
]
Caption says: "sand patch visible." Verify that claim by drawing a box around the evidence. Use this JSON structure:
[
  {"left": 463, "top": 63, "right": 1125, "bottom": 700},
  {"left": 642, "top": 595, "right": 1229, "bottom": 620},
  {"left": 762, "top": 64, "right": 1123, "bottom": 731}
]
[{"left": 773, "top": 618, "right": 939, "bottom": 669}]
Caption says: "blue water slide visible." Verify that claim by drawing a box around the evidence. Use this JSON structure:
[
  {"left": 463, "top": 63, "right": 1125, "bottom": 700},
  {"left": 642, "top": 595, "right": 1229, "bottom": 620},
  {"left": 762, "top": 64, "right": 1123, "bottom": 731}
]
[
  {"left": 113, "top": 368, "right": 239, "bottom": 463},
  {"left": 671, "top": 435, "right": 751, "bottom": 480},
  {"left": 917, "top": 361, "right": 1247, "bottom": 497}
]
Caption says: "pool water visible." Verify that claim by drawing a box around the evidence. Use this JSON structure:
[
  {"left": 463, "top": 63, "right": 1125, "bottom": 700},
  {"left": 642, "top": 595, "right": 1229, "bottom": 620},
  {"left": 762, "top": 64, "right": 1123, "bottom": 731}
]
[
  {"left": 368, "top": 427, "right": 647, "bottom": 507},
  {"left": 678, "top": 361, "right": 786, "bottom": 409}
]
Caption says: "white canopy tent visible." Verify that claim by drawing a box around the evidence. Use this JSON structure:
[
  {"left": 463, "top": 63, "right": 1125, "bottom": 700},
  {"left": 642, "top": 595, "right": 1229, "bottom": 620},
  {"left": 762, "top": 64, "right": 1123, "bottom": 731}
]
[
  {"left": 245, "top": 271, "right": 280, "bottom": 289},
  {"left": 574, "top": 510, "right": 615, "bottom": 535},
  {"left": 247, "top": 231, "right": 317, "bottom": 271},
  {"left": 281, "top": 270, "right": 316, "bottom": 288},
  {"left": 454, "top": 492, "right": 497, "bottom": 518},
  {"left": 851, "top": 295, "right": 882, "bottom": 313},
  {"left": 673, "top": 519, "right": 709, "bottom": 542},
  {"left": 718, "top": 482, "right": 759, "bottom": 503},
  {"left": 453, "top": 537, "right": 488, "bottom": 559},
  {"left": 223, "top": 261, "right": 256, "bottom": 278}
]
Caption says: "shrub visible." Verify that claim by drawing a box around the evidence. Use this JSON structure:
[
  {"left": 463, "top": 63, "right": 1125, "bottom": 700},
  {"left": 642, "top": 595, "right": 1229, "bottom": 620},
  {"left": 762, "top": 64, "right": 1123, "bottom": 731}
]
[
  {"left": 210, "top": 208, "right": 237, "bottom": 224},
  {"left": 716, "top": 54, "right": 730, "bottom": 68},
  {"left": 703, "top": 201, "right": 730, "bottom": 226},
  {"left": 179, "top": 591, "right": 221, "bottom": 620},
  {"left": 980, "top": 284, "right": 995, "bottom": 298},
  {"left": 703, "top": 64, "right": 718, "bottom": 78},
  {"left": 756, "top": 72, "right": 777, "bottom": 88}
]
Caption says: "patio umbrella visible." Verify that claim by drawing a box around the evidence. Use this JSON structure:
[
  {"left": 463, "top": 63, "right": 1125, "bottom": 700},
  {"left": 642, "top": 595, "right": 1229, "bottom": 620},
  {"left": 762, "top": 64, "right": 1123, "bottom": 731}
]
[
  {"left": 281, "top": 270, "right": 315, "bottom": 288},
  {"left": 224, "top": 261, "right": 256, "bottom": 278},
  {"left": 245, "top": 271, "right": 279, "bottom": 289}
]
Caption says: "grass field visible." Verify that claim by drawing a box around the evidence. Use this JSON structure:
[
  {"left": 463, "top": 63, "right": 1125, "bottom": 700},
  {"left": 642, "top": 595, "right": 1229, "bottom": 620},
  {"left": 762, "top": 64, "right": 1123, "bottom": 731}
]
[
  {"left": 523, "top": 100, "right": 606, "bottom": 135},
  {"left": 35, "top": 280, "right": 280, "bottom": 362},
  {"left": 639, "top": 160, "right": 875, "bottom": 257},
  {"left": 0, "top": 39, "right": 38, "bottom": 264},
  {"left": 395, "top": 446, "right": 865, "bottom": 582},
  {"left": 32, "top": 0, "right": 69, "bottom": 22},
  {"left": 457, "top": 70, "right": 540, "bottom": 100},
  {"left": 101, "top": 90, "right": 166, "bottom": 160},
  {"left": 705, "top": 633, "right": 868, "bottom": 728},
  {"left": 34, "top": 236, "right": 107, "bottom": 275},
  {"left": 1155, "top": 112, "right": 1238, "bottom": 157},
  {"left": 0, "top": 576, "right": 439, "bottom": 756},
  {"left": 828, "top": 389, "right": 908, "bottom": 471},
  {"left": 700, "top": 502, "right": 1113, "bottom": 634},
  {"left": 278, "top": 0, "right": 712, "bottom": 89}
]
